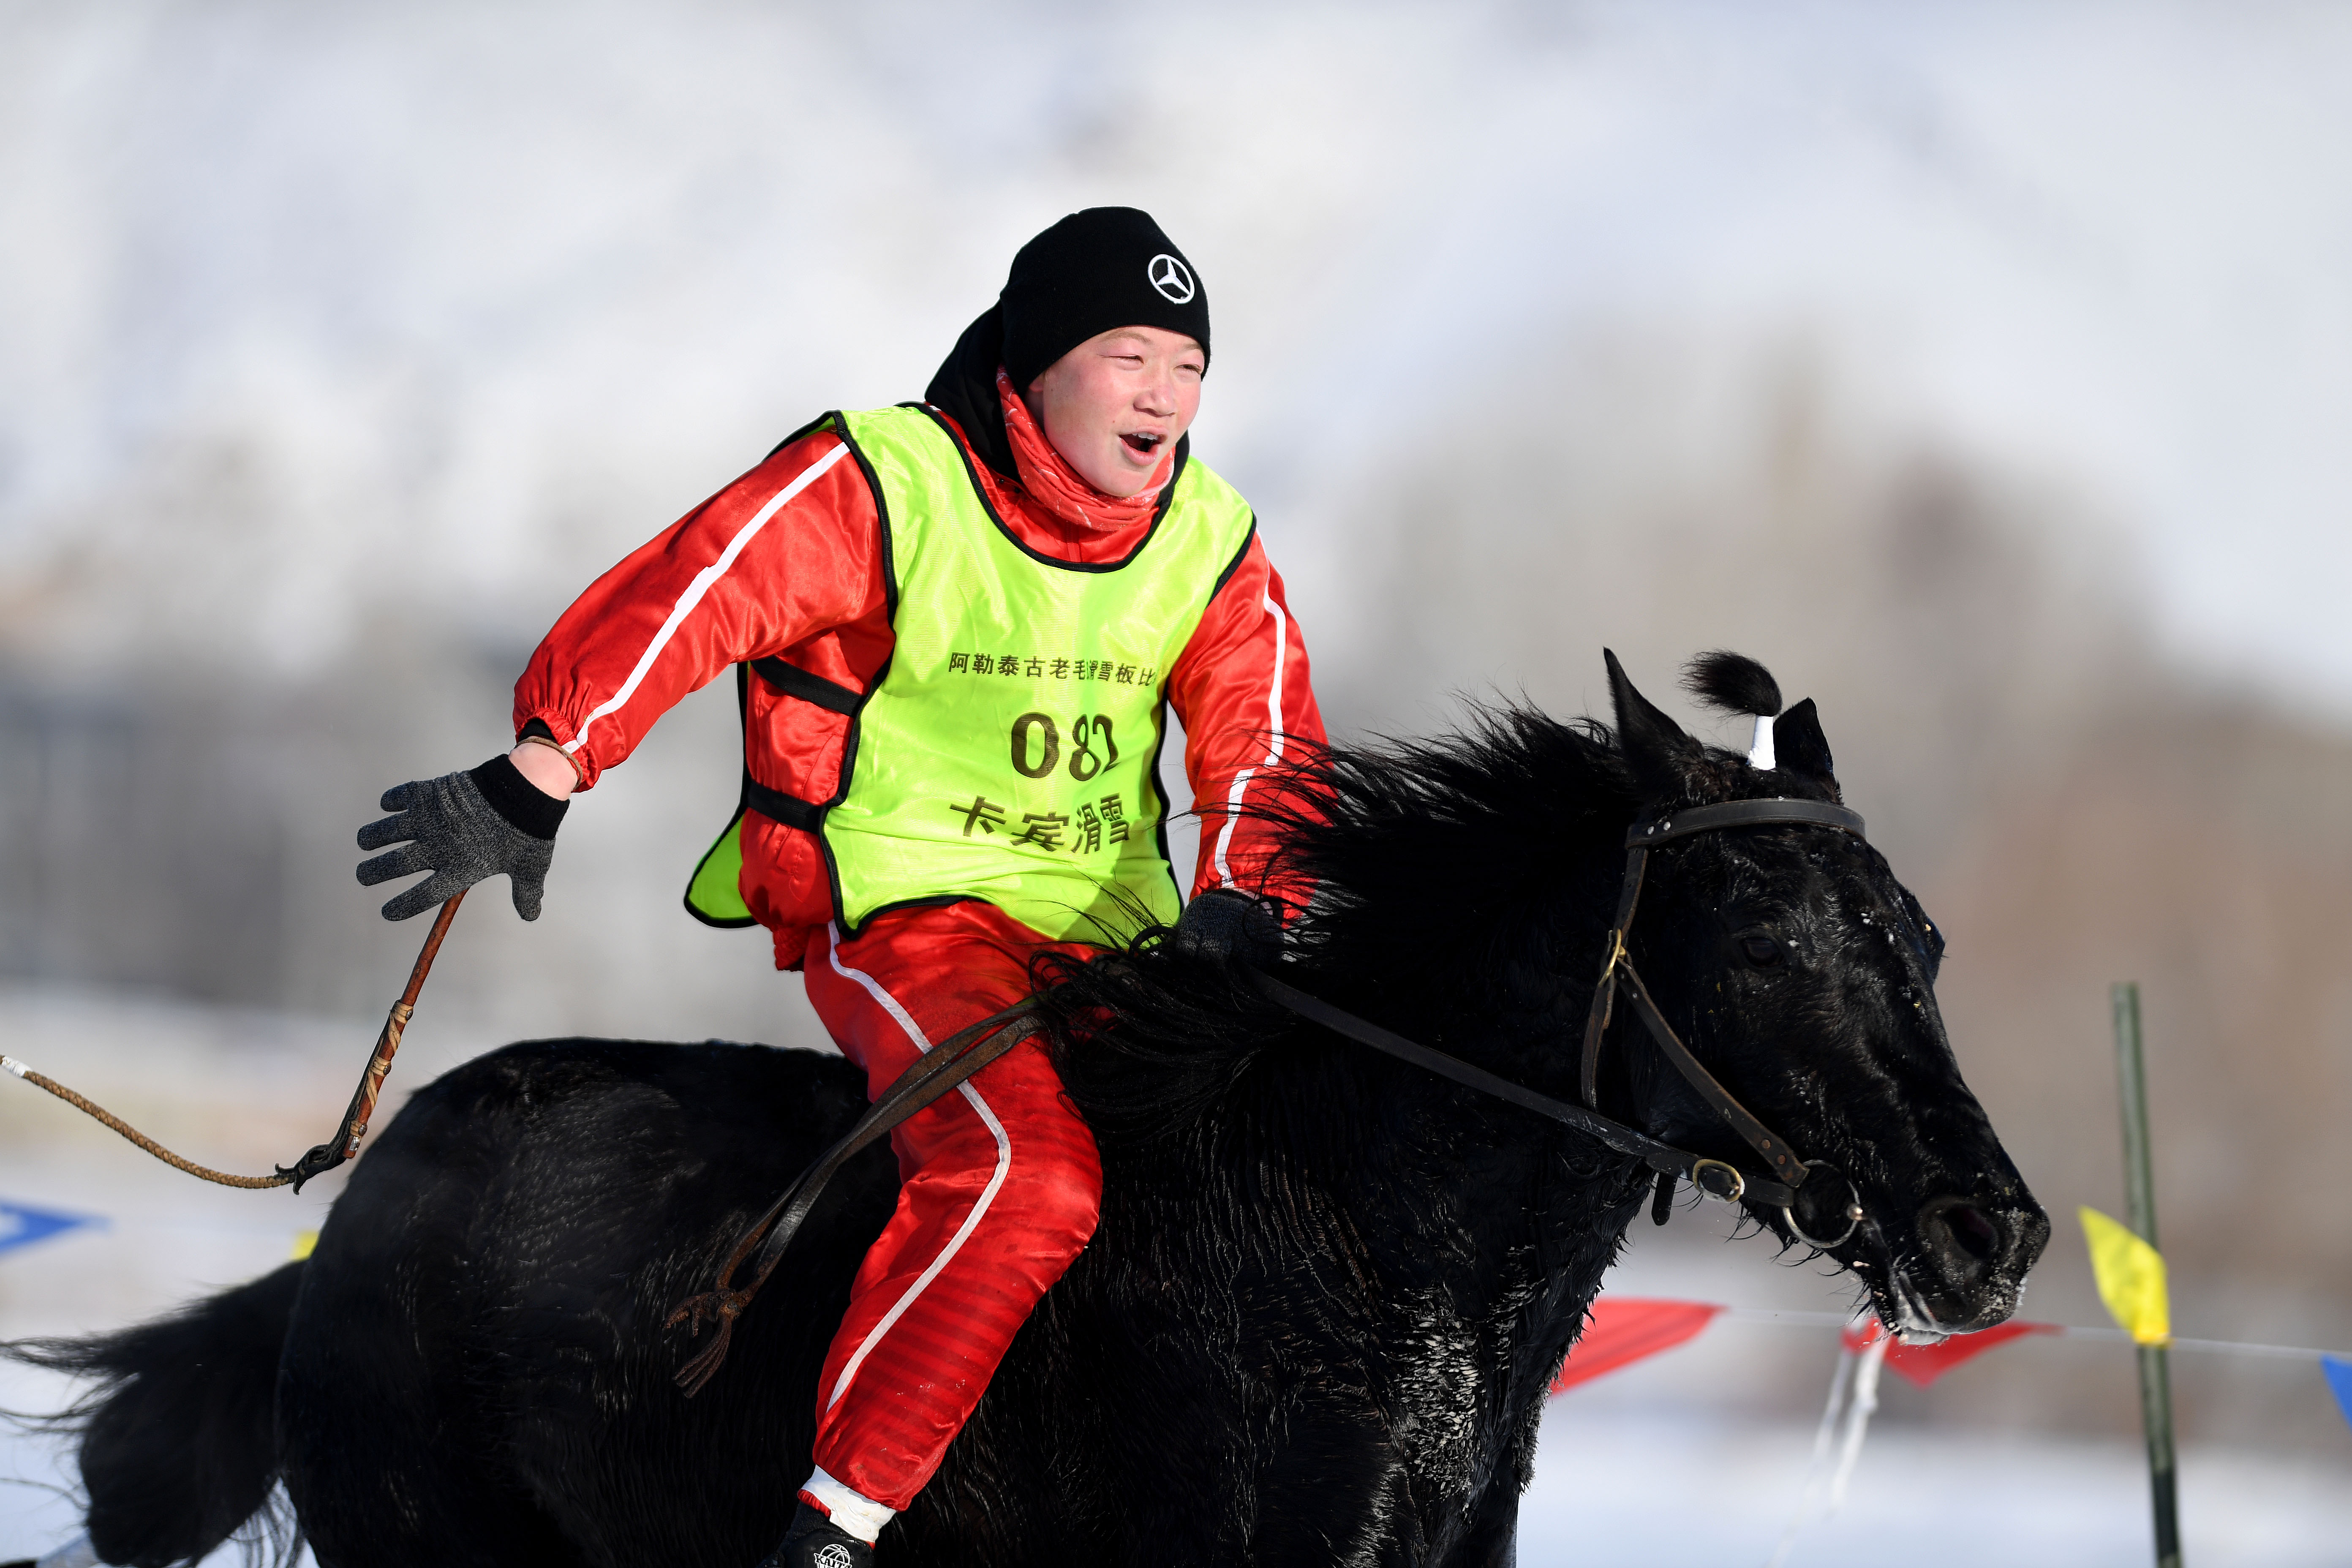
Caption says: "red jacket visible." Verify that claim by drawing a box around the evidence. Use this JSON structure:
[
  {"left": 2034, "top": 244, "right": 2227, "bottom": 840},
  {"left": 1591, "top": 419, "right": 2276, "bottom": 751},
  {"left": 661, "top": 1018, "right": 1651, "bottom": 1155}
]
[{"left": 514, "top": 411, "right": 1324, "bottom": 970}]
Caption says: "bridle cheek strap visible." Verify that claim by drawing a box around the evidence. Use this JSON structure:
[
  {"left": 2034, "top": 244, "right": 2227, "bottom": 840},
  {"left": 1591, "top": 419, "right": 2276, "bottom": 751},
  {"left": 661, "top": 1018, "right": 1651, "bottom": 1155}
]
[
  {"left": 1579, "top": 846, "right": 1650, "bottom": 1108},
  {"left": 1579, "top": 797, "right": 1868, "bottom": 1195},
  {"left": 1616, "top": 963, "right": 1805, "bottom": 1190}
]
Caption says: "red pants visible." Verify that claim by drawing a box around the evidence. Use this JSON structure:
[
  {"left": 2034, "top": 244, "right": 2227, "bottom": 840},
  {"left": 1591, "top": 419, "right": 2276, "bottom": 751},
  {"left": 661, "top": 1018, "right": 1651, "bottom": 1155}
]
[{"left": 798, "top": 902, "right": 1104, "bottom": 1512}]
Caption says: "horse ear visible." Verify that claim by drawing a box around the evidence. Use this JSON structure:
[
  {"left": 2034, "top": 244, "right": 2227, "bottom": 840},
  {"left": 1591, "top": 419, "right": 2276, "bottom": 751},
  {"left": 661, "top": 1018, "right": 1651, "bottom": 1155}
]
[
  {"left": 1772, "top": 698, "right": 1835, "bottom": 782},
  {"left": 1605, "top": 648, "right": 1700, "bottom": 799}
]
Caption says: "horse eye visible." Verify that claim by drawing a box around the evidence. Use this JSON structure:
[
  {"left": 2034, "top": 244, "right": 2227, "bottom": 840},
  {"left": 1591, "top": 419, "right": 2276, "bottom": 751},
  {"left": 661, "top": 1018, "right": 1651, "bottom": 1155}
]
[{"left": 1740, "top": 935, "right": 1783, "bottom": 967}]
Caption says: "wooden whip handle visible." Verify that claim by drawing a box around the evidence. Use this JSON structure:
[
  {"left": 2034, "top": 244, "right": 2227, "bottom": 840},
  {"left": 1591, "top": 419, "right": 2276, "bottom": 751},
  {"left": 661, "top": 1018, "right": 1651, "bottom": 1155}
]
[
  {"left": 280, "top": 891, "right": 466, "bottom": 1192},
  {"left": 341, "top": 1000, "right": 414, "bottom": 1160}
]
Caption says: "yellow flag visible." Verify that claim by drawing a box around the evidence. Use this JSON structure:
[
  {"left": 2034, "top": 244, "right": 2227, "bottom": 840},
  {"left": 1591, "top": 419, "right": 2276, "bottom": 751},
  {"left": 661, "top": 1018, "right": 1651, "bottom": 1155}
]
[
  {"left": 2080, "top": 1206, "right": 2169, "bottom": 1346},
  {"left": 290, "top": 1229, "right": 318, "bottom": 1261}
]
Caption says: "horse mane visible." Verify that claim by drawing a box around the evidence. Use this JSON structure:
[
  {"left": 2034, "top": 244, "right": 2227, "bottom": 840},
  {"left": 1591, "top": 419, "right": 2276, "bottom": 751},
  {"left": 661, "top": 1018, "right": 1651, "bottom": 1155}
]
[{"left": 1038, "top": 704, "right": 1642, "bottom": 1141}]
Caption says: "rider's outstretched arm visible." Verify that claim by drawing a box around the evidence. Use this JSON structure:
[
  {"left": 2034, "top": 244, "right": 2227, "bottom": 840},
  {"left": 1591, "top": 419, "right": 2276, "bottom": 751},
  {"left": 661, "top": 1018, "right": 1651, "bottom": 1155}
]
[
  {"left": 357, "top": 428, "right": 884, "bottom": 920},
  {"left": 512, "top": 429, "right": 883, "bottom": 789}
]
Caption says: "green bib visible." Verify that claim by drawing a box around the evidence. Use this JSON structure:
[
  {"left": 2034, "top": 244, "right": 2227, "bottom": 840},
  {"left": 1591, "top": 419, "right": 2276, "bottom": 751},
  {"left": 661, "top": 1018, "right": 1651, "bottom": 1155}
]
[{"left": 686, "top": 404, "right": 1258, "bottom": 943}]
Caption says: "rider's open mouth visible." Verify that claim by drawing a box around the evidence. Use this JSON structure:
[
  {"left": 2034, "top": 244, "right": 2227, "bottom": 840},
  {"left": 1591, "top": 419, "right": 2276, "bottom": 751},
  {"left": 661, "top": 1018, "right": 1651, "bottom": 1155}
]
[{"left": 1120, "top": 432, "right": 1163, "bottom": 455}]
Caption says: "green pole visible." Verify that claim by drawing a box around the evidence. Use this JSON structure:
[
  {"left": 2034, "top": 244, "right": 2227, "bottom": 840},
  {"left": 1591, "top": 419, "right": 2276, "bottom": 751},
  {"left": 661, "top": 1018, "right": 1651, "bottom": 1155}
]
[{"left": 2112, "top": 981, "right": 2182, "bottom": 1568}]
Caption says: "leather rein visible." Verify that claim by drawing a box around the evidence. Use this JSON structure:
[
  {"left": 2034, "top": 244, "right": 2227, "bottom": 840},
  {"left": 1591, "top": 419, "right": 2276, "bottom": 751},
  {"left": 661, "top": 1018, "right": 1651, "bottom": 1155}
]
[
  {"left": 1260, "top": 797, "right": 1869, "bottom": 1247},
  {"left": 669, "top": 796, "right": 1870, "bottom": 1393}
]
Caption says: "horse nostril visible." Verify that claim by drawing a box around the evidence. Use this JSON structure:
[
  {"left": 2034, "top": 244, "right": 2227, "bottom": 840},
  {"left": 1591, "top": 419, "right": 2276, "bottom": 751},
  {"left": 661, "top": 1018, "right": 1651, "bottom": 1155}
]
[
  {"left": 1945, "top": 1203, "right": 2000, "bottom": 1263},
  {"left": 1917, "top": 1195, "right": 2006, "bottom": 1278},
  {"left": 1909, "top": 1197, "right": 2044, "bottom": 1327}
]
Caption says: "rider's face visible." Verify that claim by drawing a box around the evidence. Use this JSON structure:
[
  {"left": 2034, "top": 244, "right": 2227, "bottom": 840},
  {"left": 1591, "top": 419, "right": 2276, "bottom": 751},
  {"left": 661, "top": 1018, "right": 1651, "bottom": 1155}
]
[{"left": 1026, "top": 325, "right": 1205, "bottom": 500}]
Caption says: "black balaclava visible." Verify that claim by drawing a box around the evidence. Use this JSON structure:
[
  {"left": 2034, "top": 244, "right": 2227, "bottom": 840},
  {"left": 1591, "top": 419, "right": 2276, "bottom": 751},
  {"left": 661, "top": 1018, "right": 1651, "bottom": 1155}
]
[{"left": 926, "top": 207, "right": 1209, "bottom": 480}]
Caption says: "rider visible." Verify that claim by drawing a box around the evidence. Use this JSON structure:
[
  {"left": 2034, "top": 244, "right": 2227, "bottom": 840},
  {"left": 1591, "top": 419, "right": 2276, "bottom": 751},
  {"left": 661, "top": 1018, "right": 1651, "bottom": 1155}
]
[{"left": 354, "top": 207, "right": 1324, "bottom": 1566}]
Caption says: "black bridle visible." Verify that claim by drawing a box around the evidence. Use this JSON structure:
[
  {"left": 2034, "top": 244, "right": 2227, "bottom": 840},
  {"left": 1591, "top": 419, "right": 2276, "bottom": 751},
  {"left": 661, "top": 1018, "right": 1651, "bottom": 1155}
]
[
  {"left": 1255, "top": 796, "right": 1869, "bottom": 1248},
  {"left": 672, "top": 795, "right": 1874, "bottom": 1392}
]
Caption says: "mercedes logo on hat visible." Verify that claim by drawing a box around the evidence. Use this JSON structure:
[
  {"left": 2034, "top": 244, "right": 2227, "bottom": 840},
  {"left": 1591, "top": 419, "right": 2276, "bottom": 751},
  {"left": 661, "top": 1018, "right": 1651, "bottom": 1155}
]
[{"left": 1147, "top": 253, "right": 1196, "bottom": 304}]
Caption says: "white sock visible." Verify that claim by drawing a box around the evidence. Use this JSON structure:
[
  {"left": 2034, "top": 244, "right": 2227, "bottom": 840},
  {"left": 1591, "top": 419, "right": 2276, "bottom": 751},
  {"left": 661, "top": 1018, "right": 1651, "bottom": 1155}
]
[{"left": 802, "top": 1466, "right": 895, "bottom": 1544}]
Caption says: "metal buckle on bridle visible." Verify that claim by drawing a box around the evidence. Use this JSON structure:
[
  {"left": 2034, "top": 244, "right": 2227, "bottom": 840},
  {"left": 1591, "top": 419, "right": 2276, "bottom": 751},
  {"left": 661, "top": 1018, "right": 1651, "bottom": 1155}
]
[{"left": 1688, "top": 1157, "right": 1746, "bottom": 1203}]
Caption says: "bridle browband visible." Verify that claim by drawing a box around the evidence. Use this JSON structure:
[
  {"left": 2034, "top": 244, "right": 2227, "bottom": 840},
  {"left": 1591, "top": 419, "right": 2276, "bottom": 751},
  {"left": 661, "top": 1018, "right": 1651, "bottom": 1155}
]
[{"left": 1256, "top": 795, "right": 1870, "bottom": 1247}]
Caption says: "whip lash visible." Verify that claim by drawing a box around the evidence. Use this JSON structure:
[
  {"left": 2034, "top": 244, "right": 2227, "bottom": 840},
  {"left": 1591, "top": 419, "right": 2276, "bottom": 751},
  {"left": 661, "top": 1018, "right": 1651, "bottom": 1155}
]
[{"left": 0, "top": 893, "right": 466, "bottom": 1193}]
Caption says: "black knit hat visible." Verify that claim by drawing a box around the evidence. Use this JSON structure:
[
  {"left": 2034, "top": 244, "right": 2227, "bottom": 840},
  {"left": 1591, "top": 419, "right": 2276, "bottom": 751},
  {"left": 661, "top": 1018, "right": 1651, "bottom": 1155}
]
[{"left": 999, "top": 207, "right": 1210, "bottom": 391}]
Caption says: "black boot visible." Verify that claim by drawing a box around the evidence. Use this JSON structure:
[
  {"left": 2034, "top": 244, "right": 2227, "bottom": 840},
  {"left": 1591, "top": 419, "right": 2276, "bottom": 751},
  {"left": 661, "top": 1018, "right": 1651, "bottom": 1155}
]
[{"left": 759, "top": 1501, "right": 876, "bottom": 1568}]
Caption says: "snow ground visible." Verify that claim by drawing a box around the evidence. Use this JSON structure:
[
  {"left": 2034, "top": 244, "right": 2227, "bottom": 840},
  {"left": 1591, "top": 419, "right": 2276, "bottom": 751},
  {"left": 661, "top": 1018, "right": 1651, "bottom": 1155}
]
[{"left": 1522, "top": 1402, "right": 2352, "bottom": 1567}]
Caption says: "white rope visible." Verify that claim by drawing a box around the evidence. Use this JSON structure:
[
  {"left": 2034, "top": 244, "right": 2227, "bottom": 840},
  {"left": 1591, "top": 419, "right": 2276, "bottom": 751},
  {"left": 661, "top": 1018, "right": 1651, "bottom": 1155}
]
[
  {"left": 1808, "top": 1346, "right": 1858, "bottom": 1473},
  {"left": 1761, "top": 1325, "right": 1890, "bottom": 1566},
  {"left": 1762, "top": 1340, "right": 1858, "bottom": 1568},
  {"left": 1713, "top": 1304, "right": 2346, "bottom": 1360},
  {"left": 1827, "top": 1331, "right": 1889, "bottom": 1512}
]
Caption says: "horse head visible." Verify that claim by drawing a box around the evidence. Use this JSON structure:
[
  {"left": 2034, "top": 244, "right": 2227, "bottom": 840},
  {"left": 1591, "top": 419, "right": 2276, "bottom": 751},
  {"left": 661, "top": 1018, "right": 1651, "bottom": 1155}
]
[{"left": 1592, "top": 650, "right": 2048, "bottom": 1336}]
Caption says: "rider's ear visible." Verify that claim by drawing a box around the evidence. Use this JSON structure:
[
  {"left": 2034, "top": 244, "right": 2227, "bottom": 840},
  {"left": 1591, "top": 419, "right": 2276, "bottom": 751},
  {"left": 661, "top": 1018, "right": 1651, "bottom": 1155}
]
[
  {"left": 1772, "top": 698, "right": 1836, "bottom": 785},
  {"left": 1604, "top": 648, "right": 1701, "bottom": 800}
]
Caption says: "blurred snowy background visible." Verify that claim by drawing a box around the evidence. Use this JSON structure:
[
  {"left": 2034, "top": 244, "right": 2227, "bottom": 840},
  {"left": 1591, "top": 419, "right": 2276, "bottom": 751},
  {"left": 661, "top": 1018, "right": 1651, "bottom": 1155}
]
[{"left": 6, "top": 0, "right": 2352, "bottom": 1561}]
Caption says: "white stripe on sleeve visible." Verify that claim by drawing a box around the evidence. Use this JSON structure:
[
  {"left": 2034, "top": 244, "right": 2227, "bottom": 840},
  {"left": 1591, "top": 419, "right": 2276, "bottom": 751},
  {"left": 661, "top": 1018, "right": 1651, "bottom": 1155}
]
[
  {"left": 1211, "top": 589, "right": 1289, "bottom": 887},
  {"left": 562, "top": 440, "right": 852, "bottom": 756}
]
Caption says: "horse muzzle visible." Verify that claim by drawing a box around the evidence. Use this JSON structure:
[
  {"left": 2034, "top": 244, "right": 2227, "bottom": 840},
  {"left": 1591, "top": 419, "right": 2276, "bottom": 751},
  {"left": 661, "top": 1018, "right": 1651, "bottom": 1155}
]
[{"left": 1889, "top": 1192, "right": 2050, "bottom": 1334}]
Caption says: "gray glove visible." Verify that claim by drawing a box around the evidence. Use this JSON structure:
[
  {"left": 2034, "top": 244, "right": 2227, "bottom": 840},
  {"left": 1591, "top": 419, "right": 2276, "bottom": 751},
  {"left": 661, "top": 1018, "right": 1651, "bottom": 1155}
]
[
  {"left": 1170, "top": 888, "right": 1285, "bottom": 967},
  {"left": 357, "top": 755, "right": 567, "bottom": 921}
]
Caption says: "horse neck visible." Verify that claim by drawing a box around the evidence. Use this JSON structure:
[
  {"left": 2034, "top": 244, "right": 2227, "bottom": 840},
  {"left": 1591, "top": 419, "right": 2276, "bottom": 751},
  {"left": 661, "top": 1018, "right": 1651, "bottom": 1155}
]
[{"left": 1265, "top": 801, "right": 1647, "bottom": 1330}]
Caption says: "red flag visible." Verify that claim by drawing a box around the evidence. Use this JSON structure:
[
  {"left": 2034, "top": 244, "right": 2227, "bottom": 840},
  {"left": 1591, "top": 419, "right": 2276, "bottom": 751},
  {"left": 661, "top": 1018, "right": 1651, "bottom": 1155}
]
[
  {"left": 1840, "top": 1317, "right": 2060, "bottom": 1388},
  {"left": 1549, "top": 1297, "right": 1724, "bottom": 1394}
]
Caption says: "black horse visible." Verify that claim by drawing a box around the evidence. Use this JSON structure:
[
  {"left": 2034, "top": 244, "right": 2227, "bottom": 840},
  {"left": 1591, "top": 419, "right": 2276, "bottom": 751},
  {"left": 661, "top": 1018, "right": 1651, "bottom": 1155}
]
[{"left": 8, "top": 653, "right": 2047, "bottom": 1568}]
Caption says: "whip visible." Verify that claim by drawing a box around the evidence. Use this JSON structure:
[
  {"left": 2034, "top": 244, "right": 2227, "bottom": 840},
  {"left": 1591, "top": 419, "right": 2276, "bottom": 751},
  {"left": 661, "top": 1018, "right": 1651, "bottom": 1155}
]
[{"left": 1, "top": 893, "right": 466, "bottom": 1193}]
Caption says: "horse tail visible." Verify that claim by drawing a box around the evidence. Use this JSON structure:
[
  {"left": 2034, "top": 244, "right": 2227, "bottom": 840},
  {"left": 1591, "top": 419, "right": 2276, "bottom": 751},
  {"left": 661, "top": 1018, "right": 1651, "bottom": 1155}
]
[{"left": 5, "top": 1260, "right": 304, "bottom": 1566}]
